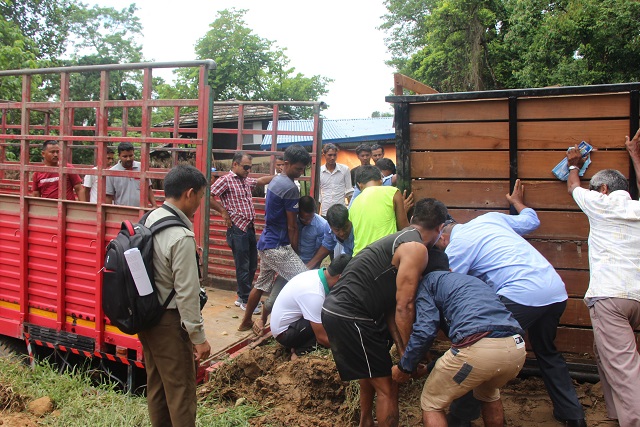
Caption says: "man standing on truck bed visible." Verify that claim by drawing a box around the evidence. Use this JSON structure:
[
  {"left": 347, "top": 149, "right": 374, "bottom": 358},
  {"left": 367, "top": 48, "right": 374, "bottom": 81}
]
[
  {"left": 105, "top": 142, "right": 157, "bottom": 207},
  {"left": 140, "top": 164, "right": 211, "bottom": 427},
  {"left": 32, "top": 140, "right": 86, "bottom": 202},
  {"left": 209, "top": 152, "right": 273, "bottom": 311}
]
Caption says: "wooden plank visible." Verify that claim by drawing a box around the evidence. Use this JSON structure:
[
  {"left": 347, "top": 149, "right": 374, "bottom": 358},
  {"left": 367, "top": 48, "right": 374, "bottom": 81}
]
[
  {"left": 555, "top": 327, "right": 594, "bottom": 356},
  {"left": 557, "top": 270, "right": 589, "bottom": 298},
  {"left": 518, "top": 120, "right": 630, "bottom": 150},
  {"left": 409, "top": 99, "right": 509, "bottom": 123},
  {"left": 519, "top": 150, "right": 630, "bottom": 180},
  {"left": 520, "top": 180, "right": 588, "bottom": 210},
  {"left": 560, "top": 297, "right": 591, "bottom": 327},
  {"left": 530, "top": 240, "right": 589, "bottom": 270},
  {"left": 394, "top": 73, "right": 438, "bottom": 96},
  {"left": 532, "top": 211, "right": 589, "bottom": 240},
  {"left": 410, "top": 122, "right": 509, "bottom": 150},
  {"left": 518, "top": 93, "right": 629, "bottom": 120},
  {"left": 411, "top": 180, "right": 510, "bottom": 208},
  {"left": 411, "top": 152, "right": 509, "bottom": 179}
]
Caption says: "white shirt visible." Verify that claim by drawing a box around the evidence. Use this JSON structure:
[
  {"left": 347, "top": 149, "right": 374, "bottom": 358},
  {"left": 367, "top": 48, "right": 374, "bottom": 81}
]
[
  {"left": 319, "top": 163, "right": 353, "bottom": 216},
  {"left": 270, "top": 270, "right": 326, "bottom": 336},
  {"left": 83, "top": 167, "right": 98, "bottom": 203},
  {"left": 572, "top": 187, "right": 640, "bottom": 303}
]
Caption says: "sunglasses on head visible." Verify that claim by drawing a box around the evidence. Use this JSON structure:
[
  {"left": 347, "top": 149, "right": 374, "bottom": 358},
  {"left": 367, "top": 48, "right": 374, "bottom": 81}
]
[{"left": 242, "top": 165, "right": 252, "bottom": 171}]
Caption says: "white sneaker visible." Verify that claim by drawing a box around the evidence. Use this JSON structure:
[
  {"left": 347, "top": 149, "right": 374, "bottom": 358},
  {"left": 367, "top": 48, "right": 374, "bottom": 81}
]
[
  {"left": 240, "top": 302, "right": 262, "bottom": 315},
  {"left": 234, "top": 299, "right": 242, "bottom": 307}
]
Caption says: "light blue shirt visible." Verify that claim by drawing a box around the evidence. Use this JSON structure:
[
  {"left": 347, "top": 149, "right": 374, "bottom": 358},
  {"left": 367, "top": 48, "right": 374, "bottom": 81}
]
[
  {"left": 298, "top": 214, "right": 329, "bottom": 263},
  {"left": 321, "top": 226, "right": 354, "bottom": 256},
  {"left": 445, "top": 208, "right": 567, "bottom": 307}
]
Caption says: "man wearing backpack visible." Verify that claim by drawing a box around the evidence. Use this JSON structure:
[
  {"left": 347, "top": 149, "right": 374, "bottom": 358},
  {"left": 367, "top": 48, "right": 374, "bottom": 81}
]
[{"left": 139, "top": 165, "right": 211, "bottom": 427}]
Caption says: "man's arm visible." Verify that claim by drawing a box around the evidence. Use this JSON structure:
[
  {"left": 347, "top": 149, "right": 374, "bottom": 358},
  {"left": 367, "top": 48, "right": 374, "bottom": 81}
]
[
  {"left": 626, "top": 129, "right": 640, "bottom": 194},
  {"left": 209, "top": 196, "right": 232, "bottom": 228},
  {"left": 310, "top": 322, "right": 330, "bottom": 347},
  {"left": 74, "top": 183, "right": 87, "bottom": 202},
  {"left": 147, "top": 185, "right": 157, "bottom": 207},
  {"left": 393, "top": 189, "right": 410, "bottom": 230},
  {"left": 256, "top": 174, "right": 275, "bottom": 187},
  {"left": 402, "top": 190, "right": 414, "bottom": 214},
  {"left": 503, "top": 179, "right": 540, "bottom": 235},
  {"left": 286, "top": 210, "right": 299, "bottom": 253},
  {"left": 306, "top": 246, "right": 330, "bottom": 269},
  {"left": 385, "top": 310, "right": 404, "bottom": 354},
  {"left": 565, "top": 146, "right": 586, "bottom": 195},
  {"left": 393, "top": 242, "right": 428, "bottom": 357}
]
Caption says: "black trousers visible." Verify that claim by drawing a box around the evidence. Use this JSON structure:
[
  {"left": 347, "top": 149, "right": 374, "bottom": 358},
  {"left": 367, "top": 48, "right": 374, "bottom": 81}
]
[
  {"left": 449, "top": 298, "right": 585, "bottom": 421},
  {"left": 275, "top": 317, "right": 317, "bottom": 356}
]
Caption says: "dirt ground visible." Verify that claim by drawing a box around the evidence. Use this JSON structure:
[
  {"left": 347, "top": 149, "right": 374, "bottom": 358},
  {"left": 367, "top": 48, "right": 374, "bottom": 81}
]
[{"left": 201, "top": 343, "right": 617, "bottom": 427}]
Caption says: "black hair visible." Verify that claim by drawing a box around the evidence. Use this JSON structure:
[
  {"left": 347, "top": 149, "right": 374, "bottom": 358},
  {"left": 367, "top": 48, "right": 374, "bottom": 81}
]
[
  {"left": 42, "top": 140, "right": 58, "bottom": 150},
  {"left": 284, "top": 144, "right": 311, "bottom": 166},
  {"left": 376, "top": 158, "right": 396, "bottom": 174},
  {"left": 411, "top": 198, "right": 448, "bottom": 230},
  {"left": 327, "top": 254, "right": 351, "bottom": 277},
  {"left": 355, "top": 144, "right": 372, "bottom": 155},
  {"left": 106, "top": 146, "right": 115, "bottom": 154},
  {"left": 326, "top": 204, "right": 349, "bottom": 229},
  {"left": 275, "top": 155, "right": 284, "bottom": 161},
  {"left": 232, "top": 151, "right": 251, "bottom": 165},
  {"left": 371, "top": 144, "right": 384, "bottom": 154},
  {"left": 164, "top": 165, "right": 208, "bottom": 199},
  {"left": 117, "top": 142, "right": 134, "bottom": 153},
  {"left": 425, "top": 248, "right": 449, "bottom": 274},
  {"left": 322, "top": 143, "right": 339, "bottom": 154},
  {"left": 299, "top": 195, "right": 316, "bottom": 213},
  {"left": 356, "top": 165, "right": 382, "bottom": 185}
]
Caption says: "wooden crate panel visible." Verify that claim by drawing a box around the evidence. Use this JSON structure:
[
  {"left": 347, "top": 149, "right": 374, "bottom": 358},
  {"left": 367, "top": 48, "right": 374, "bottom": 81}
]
[
  {"left": 518, "top": 150, "right": 630, "bottom": 180},
  {"left": 530, "top": 241, "right": 589, "bottom": 270},
  {"left": 557, "top": 270, "right": 589, "bottom": 298},
  {"left": 519, "top": 181, "right": 588, "bottom": 210},
  {"left": 555, "top": 327, "right": 595, "bottom": 356},
  {"left": 518, "top": 120, "right": 630, "bottom": 150},
  {"left": 411, "top": 180, "right": 510, "bottom": 208},
  {"left": 532, "top": 211, "right": 589, "bottom": 240},
  {"left": 517, "top": 94, "right": 629, "bottom": 120},
  {"left": 560, "top": 297, "right": 591, "bottom": 327},
  {"left": 411, "top": 152, "right": 510, "bottom": 179},
  {"left": 410, "top": 122, "right": 509, "bottom": 150},
  {"left": 409, "top": 99, "right": 509, "bottom": 123}
]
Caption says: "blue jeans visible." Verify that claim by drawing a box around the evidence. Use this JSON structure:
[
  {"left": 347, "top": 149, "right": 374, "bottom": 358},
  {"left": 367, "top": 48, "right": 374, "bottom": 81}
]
[{"left": 226, "top": 224, "right": 257, "bottom": 303}]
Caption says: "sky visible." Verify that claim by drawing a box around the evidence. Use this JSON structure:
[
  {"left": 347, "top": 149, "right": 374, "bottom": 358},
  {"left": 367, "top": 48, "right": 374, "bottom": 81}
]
[{"left": 92, "top": 0, "right": 396, "bottom": 119}]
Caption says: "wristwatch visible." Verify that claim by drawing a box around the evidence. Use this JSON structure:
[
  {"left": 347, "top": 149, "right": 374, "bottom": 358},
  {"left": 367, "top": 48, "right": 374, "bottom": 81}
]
[{"left": 568, "top": 165, "right": 579, "bottom": 171}]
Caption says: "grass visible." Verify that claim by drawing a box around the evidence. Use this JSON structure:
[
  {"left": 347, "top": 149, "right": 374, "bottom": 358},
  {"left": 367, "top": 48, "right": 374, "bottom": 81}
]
[{"left": 0, "top": 356, "right": 263, "bottom": 426}]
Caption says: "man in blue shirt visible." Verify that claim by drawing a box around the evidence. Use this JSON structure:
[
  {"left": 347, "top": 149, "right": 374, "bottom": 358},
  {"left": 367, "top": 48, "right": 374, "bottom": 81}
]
[
  {"left": 435, "top": 180, "right": 586, "bottom": 427},
  {"left": 238, "top": 145, "right": 311, "bottom": 333},
  {"left": 392, "top": 249, "right": 525, "bottom": 427},
  {"left": 297, "top": 196, "right": 330, "bottom": 267},
  {"left": 304, "top": 204, "right": 354, "bottom": 268}
]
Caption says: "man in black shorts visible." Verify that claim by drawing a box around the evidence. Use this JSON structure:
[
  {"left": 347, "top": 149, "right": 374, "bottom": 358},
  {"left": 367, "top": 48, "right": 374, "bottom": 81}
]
[{"left": 322, "top": 198, "right": 448, "bottom": 427}]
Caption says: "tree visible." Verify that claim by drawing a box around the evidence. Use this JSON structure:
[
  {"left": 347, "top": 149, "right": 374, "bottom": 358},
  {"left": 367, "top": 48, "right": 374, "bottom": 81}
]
[
  {"left": 0, "top": 17, "right": 39, "bottom": 101},
  {"left": 164, "top": 8, "right": 331, "bottom": 118}
]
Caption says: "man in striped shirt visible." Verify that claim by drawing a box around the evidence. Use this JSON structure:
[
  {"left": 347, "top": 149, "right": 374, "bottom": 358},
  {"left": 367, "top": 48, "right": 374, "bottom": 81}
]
[{"left": 210, "top": 152, "right": 273, "bottom": 310}]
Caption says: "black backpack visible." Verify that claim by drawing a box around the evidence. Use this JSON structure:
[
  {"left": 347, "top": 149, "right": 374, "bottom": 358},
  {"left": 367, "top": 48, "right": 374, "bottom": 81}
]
[{"left": 102, "top": 205, "right": 190, "bottom": 335}]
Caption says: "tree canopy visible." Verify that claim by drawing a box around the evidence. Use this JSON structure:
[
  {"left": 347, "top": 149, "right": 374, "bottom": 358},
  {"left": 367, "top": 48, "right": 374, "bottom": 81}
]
[{"left": 382, "top": 0, "right": 640, "bottom": 92}]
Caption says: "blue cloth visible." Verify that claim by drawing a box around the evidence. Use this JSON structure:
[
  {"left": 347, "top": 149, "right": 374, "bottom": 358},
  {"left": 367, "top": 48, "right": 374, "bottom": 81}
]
[
  {"left": 445, "top": 208, "right": 567, "bottom": 307},
  {"left": 399, "top": 270, "right": 523, "bottom": 372},
  {"left": 347, "top": 176, "right": 394, "bottom": 208},
  {"left": 320, "top": 227, "right": 354, "bottom": 256},
  {"left": 298, "top": 214, "right": 329, "bottom": 263},
  {"left": 257, "top": 174, "right": 300, "bottom": 251}
]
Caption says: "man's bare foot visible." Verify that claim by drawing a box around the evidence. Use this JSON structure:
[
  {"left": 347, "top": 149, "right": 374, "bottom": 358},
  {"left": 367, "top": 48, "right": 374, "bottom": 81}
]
[
  {"left": 238, "top": 321, "right": 252, "bottom": 332},
  {"left": 290, "top": 348, "right": 299, "bottom": 361},
  {"left": 252, "top": 319, "right": 265, "bottom": 336}
]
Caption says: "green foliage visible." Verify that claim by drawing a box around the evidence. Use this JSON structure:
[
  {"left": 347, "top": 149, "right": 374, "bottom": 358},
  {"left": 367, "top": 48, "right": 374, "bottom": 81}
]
[
  {"left": 381, "top": 0, "right": 640, "bottom": 92},
  {"left": 0, "top": 17, "right": 40, "bottom": 100},
  {"left": 168, "top": 8, "right": 331, "bottom": 118}
]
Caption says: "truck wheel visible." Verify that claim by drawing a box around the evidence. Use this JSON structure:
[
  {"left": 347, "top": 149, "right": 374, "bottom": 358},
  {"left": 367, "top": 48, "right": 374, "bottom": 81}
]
[{"left": 0, "top": 337, "right": 27, "bottom": 361}]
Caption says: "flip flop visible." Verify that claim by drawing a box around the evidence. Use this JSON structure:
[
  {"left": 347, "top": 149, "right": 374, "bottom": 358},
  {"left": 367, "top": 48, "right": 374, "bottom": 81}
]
[{"left": 252, "top": 319, "right": 264, "bottom": 336}]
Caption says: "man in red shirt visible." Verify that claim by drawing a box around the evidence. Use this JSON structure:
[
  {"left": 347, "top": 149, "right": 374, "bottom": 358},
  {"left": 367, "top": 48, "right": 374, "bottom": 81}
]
[{"left": 32, "top": 140, "right": 85, "bottom": 201}]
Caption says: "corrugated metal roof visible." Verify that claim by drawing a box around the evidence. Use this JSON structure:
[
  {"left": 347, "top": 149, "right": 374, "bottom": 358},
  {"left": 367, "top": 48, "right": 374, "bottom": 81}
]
[
  {"left": 261, "top": 117, "right": 394, "bottom": 148},
  {"left": 154, "top": 104, "right": 291, "bottom": 127}
]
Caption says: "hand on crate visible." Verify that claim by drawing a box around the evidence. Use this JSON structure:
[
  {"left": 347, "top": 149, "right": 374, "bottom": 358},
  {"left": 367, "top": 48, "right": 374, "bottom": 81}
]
[
  {"left": 566, "top": 144, "right": 586, "bottom": 168},
  {"left": 626, "top": 128, "right": 640, "bottom": 160}
]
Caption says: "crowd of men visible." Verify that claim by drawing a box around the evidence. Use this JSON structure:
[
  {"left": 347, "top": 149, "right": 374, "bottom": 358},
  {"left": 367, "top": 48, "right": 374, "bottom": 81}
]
[{"left": 30, "top": 134, "right": 640, "bottom": 427}]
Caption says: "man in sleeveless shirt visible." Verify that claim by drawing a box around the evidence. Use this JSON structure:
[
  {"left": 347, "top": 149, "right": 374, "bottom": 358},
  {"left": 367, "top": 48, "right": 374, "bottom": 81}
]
[{"left": 322, "top": 198, "right": 448, "bottom": 427}]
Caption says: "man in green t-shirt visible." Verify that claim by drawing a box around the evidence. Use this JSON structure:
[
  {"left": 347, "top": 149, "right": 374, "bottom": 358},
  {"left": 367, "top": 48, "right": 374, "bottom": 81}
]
[{"left": 349, "top": 165, "right": 408, "bottom": 256}]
